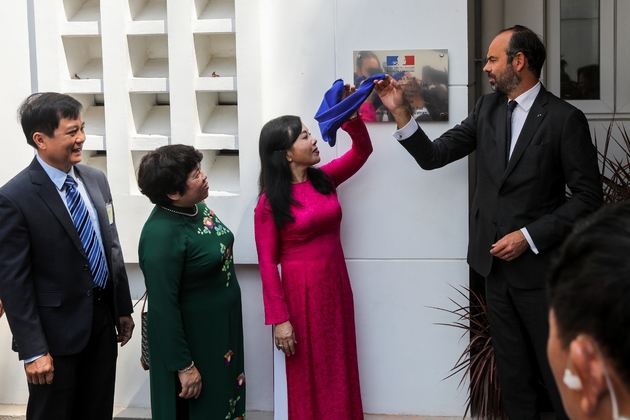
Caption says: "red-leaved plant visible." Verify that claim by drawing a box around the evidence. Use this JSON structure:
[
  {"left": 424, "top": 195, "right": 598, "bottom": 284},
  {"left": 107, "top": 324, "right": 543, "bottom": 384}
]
[
  {"left": 430, "top": 285, "right": 507, "bottom": 420},
  {"left": 597, "top": 121, "right": 630, "bottom": 203}
]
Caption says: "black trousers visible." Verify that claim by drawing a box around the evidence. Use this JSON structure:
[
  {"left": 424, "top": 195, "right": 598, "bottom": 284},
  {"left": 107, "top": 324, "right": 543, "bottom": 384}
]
[
  {"left": 26, "top": 295, "right": 118, "bottom": 420},
  {"left": 485, "top": 259, "right": 568, "bottom": 420}
]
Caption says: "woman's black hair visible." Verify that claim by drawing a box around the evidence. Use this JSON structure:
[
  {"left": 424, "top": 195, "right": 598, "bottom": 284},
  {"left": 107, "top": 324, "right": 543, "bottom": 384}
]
[
  {"left": 137, "top": 144, "right": 203, "bottom": 206},
  {"left": 549, "top": 202, "right": 630, "bottom": 388},
  {"left": 258, "top": 115, "right": 334, "bottom": 229}
]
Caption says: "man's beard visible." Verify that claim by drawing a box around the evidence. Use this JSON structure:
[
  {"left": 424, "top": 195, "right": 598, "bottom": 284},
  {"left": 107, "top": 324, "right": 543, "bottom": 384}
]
[{"left": 489, "top": 64, "right": 521, "bottom": 95}]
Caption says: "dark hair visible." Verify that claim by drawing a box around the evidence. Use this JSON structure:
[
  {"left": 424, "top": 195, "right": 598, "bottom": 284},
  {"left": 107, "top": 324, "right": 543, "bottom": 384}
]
[
  {"left": 258, "top": 115, "right": 334, "bottom": 229},
  {"left": 356, "top": 51, "right": 380, "bottom": 74},
  {"left": 137, "top": 144, "right": 203, "bottom": 206},
  {"left": 577, "top": 64, "right": 600, "bottom": 99},
  {"left": 549, "top": 202, "right": 630, "bottom": 389},
  {"left": 18, "top": 92, "right": 83, "bottom": 148},
  {"left": 577, "top": 64, "right": 599, "bottom": 83},
  {"left": 500, "top": 25, "right": 546, "bottom": 79}
]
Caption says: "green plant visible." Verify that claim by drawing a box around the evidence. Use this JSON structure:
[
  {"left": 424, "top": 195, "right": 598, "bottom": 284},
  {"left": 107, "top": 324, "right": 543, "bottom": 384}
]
[
  {"left": 430, "top": 285, "right": 507, "bottom": 420},
  {"left": 596, "top": 121, "right": 630, "bottom": 203}
]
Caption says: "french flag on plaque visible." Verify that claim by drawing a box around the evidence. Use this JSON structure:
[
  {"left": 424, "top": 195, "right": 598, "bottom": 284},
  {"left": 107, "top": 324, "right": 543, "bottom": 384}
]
[{"left": 386, "top": 55, "right": 415, "bottom": 66}]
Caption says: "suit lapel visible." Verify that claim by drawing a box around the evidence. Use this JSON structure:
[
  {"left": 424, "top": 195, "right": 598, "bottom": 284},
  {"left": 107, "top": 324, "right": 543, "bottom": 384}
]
[
  {"left": 30, "top": 159, "right": 86, "bottom": 256},
  {"left": 495, "top": 100, "right": 509, "bottom": 173},
  {"left": 502, "top": 88, "right": 549, "bottom": 182},
  {"left": 75, "top": 166, "right": 112, "bottom": 263}
]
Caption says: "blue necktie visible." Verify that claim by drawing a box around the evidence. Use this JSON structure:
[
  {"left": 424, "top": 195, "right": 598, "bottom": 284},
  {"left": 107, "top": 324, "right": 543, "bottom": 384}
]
[
  {"left": 64, "top": 175, "right": 109, "bottom": 288},
  {"left": 506, "top": 100, "right": 518, "bottom": 164}
]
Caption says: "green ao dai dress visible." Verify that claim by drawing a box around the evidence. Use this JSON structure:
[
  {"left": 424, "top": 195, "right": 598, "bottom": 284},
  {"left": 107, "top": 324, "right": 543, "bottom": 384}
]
[{"left": 138, "top": 202, "right": 245, "bottom": 420}]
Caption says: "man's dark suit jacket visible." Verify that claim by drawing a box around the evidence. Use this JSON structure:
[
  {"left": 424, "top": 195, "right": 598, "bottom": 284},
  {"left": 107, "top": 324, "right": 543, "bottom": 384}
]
[
  {"left": 400, "top": 86, "right": 603, "bottom": 287},
  {"left": 0, "top": 158, "right": 133, "bottom": 360}
]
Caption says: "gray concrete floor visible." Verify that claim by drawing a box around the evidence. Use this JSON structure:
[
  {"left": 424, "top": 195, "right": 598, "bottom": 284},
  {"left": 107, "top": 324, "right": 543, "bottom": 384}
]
[
  {"left": 0, "top": 405, "right": 466, "bottom": 420},
  {"left": 0, "top": 405, "right": 273, "bottom": 420}
]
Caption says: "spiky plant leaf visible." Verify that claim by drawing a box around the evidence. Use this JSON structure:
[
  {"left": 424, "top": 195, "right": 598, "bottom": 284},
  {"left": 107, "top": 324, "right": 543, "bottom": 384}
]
[{"left": 429, "top": 285, "right": 507, "bottom": 420}]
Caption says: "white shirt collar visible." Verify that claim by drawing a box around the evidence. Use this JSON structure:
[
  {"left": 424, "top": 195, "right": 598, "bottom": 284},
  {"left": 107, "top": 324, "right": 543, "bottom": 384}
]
[{"left": 511, "top": 81, "right": 541, "bottom": 112}]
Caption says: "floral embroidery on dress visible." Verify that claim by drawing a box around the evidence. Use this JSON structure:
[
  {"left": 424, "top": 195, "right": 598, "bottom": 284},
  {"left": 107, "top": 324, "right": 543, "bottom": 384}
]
[
  {"left": 203, "top": 216, "right": 214, "bottom": 230},
  {"left": 220, "top": 243, "right": 233, "bottom": 287},
  {"left": 236, "top": 373, "right": 246, "bottom": 388},
  {"left": 225, "top": 396, "right": 242, "bottom": 419},
  {"left": 197, "top": 206, "right": 230, "bottom": 236},
  {"left": 224, "top": 350, "right": 234, "bottom": 365}
]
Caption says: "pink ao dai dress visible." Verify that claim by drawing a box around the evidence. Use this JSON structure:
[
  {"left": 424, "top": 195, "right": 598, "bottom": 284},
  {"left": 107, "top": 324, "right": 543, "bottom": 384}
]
[{"left": 254, "top": 117, "right": 372, "bottom": 419}]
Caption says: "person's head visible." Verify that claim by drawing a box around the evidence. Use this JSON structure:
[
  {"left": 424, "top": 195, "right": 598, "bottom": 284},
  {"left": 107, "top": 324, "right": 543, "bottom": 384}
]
[
  {"left": 258, "top": 115, "right": 333, "bottom": 229},
  {"left": 483, "top": 25, "right": 546, "bottom": 96},
  {"left": 137, "top": 144, "right": 207, "bottom": 207},
  {"left": 259, "top": 115, "right": 314, "bottom": 186},
  {"left": 577, "top": 64, "right": 600, "bottom": 99},
  {"left": 356, "top": 51, "right": 381, "bottom": 79},
  {"left": 18, "top": 92, "right": 85, "bottom": 172},
  {"left": 548, "top": 202, "right": 630, "bottom": 420}
]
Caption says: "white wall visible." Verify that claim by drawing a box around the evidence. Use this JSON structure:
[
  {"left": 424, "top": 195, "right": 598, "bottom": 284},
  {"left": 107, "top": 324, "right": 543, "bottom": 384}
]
[
  {"left": 0, "top": 0, "right": 473, "bottom": 416},
  {"left": 0, "top": 0, "right": 36, "bottom": 406},
  {"left": 0, "top": 1, "right": 34, "bottom": 185}
]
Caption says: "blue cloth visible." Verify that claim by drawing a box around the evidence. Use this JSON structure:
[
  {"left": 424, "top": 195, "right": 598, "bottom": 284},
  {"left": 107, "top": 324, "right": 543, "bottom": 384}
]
[{"left": 315, "top": 73, "right": 385, "bottom": 146}]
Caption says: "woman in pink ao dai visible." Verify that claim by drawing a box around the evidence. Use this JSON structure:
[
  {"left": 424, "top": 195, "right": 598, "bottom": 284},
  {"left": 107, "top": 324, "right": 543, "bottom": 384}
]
[{"left": 254, "top": 112, "right": 372, "bottom": 419}]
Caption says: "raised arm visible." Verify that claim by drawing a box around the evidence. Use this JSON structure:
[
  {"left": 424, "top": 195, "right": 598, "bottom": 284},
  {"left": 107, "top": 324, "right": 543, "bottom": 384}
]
[{"left": 321, "top": 117, "right": 373, "bottom": 186}]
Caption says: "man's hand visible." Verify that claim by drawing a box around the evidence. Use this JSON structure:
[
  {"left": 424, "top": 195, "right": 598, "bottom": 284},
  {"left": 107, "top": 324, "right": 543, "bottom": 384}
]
[
  {"left": 0, "top": 300, "right": 4, "bottom": 318},
  {"left": 117, "top": 316, "right": 134, "bottom": 347},
  {"left": 25, "top": 353, "right": 54, "bottom": 385},
  {"left": 178, "top": 365, "right": 202, "bottom": 399},
  {"left": 373, "top": 74, "right": 412, "bottom": 127},
  {"left": 490, "top": 230, "right": 530, "bottom": 261}
]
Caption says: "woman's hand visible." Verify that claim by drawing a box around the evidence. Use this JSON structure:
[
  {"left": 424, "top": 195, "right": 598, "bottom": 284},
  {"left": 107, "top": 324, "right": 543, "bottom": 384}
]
[
  {"left": 341, "top": 84, "right": 360, "bottom": 120},
  {"left": 341, "top": 83, "right": 357, "bottom": 100},
  {"left": 178, "top": 365, "right": 202, "bottom": 399},
  {"left": 274, "top": 321, "right": 297, "bottom": 356}
]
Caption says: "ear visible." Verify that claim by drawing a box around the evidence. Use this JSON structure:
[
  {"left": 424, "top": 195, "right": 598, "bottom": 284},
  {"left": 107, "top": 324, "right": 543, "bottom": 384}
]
[
  {"left": 570, "top": 337, "right": 608, "bottom": 416},
  {"left": 511, "top": 51, "right": 526, "bottom": 72},
  {"left": 166, "top": 191, "right": 182, "bottom": 202},
  {"left": 32, "top": 132, "right": 47, "bottom": 150},
  {"left": 285, "top": 150, "right": 293, "bottom": 163}
]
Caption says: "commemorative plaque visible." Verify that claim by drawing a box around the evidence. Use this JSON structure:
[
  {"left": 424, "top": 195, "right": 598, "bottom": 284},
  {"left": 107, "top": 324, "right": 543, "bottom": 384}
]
[{"left": 353, "top": 49, "right": 449, "bottom": 122}]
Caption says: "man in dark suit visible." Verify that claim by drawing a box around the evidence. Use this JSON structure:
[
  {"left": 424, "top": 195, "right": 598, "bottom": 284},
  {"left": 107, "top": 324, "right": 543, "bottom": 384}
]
[
  {"left": 375, "top": 25, "right": 603, "bottom": 420},
  {"left": 0, "top": 92, "right": 134, "bottom": 420}
]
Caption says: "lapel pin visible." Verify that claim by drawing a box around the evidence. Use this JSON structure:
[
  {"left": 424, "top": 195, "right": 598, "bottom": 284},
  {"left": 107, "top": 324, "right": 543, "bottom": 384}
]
[{"left": 537, "top": 114, "right": 542, "bottom": 117}]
